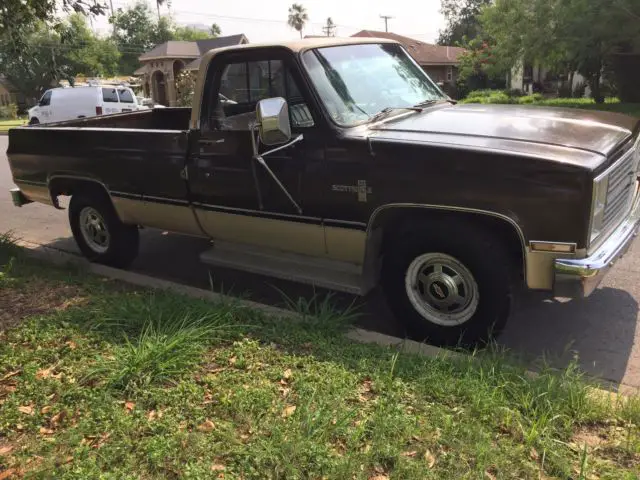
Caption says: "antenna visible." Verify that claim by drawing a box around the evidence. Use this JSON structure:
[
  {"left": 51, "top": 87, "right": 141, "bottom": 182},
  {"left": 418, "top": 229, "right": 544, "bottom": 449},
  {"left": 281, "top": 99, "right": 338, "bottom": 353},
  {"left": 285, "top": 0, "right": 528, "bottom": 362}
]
[{"left": 379, "top": 14, "right": 394, "bottom": 32}]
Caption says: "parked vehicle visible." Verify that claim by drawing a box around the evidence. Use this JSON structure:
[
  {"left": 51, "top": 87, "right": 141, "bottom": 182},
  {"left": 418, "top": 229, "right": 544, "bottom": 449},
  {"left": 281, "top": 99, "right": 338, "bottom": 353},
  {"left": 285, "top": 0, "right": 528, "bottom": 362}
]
[
  {"left": 136, "top": 96, "right": 166, "bottom": 109},
  {"left": 8, "top": 38, "right": 640, "bottom": 345},
  {"left": 28, "top": 86, "right": 142, "bottom": 125}
]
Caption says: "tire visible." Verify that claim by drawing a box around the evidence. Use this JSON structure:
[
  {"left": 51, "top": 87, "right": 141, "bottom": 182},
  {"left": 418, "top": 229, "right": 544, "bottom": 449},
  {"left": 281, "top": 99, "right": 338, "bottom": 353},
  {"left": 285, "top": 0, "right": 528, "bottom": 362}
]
[
  {"left": 69, "top": 192, "right": 139, "bottom": 268},
  {"left": 29, "top": 118, "right": 40, "bottom": 125},
  {"left": 382, "top": 220, "right": 515, "bottom": 347}
]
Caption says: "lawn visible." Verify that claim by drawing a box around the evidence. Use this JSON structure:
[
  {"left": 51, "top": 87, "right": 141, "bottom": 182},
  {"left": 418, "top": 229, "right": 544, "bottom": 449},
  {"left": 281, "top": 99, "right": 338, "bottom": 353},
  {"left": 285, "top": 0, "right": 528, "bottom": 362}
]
[
  {"left": 0, "top": 234, "right": 639, "bottom": 479},
  {"left": 0, "top": 119, "right": 27, "bottom": 133},
  {"left": 460, "top": 91, "right": 640, "bottom": 119}
]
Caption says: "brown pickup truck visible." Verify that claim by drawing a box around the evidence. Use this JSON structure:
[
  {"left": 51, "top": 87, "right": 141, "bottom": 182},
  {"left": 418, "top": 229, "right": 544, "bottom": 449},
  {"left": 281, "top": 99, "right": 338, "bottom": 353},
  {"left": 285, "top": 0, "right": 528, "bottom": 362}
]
[{"left": 7, "top": 37, "right": 640, "bottom": 345}]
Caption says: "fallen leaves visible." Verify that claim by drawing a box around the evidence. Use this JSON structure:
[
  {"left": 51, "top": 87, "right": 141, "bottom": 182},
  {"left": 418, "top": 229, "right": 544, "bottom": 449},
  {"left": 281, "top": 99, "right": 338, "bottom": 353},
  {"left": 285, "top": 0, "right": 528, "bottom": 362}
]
[
  {"left": 368, "top": 475, "right": 389, "bottom": 480},
  {"left": 402, "top": 450, "right": 418, "bottom": 458},
  {"left": 424, "top": 450, "right": 436, "bottom": 468},
  {"left": 211, "top": 464, "right": 225, "bottom": 471},
  {"left": 39, "top": 427, "right": 55, "bottom": 435},
  {"left": 65, "top": 340, "right": 77, "bottom": 350},
  {"left": 40, "top": 406, "right": 52, "bottom": 414},
  {"left": 18, "top": 405, "right": 33, "bottom": 415},
  {"left": 50, "top": 411, "right": 66, "bottom": 427},
  {"left": 197, "top": 419, "right": 216, "bottom": 432},
  {"left": 0, "top": 469, "right": 16, "bottom": 480},
  {"left": 283, "top": 369, "right": 292, "bottom": 380},
  {"left": 0, "top": 370, "right": 20, "bottom": 382},
  {"left": 80, "top": 433, "right": 110, "bottom": 449},
  {"left": 124, "top": 401, "right": 135, "bottom": 412},
  {"left": 282, "top": 405, "right": 297, "bottom": 418},
  {"left": 0, "top": 445, "right": 14, "bottom": 456},
  {"left": 35, "top": 367, "right": 62, "bottom": 380},
  {"left": 228, "top": 356, "right": 237, "bottom": 366}
]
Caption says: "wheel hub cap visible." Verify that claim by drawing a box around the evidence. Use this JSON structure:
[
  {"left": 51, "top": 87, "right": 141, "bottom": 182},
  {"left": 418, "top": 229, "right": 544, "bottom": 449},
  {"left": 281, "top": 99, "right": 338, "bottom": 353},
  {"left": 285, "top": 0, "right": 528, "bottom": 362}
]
[
  {"left": 405, "top": 253, "right": 479, "bottom": 326},
  {"left": 79, "top": 207, "right": 110, "bottom": 254}
]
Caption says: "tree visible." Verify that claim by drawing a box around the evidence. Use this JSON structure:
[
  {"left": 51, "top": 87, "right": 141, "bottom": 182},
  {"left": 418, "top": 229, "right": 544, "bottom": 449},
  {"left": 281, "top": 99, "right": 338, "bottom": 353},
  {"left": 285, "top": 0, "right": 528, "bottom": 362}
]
[
  {"left": 60, "top": 14, "right": 120, "bottom": 78},
  {"left": 210, "top": 23, "right": 221, "bottom": 37},
  {"left": 155, "top": 0, "right": 166, "bottom": 21},
  {"left": 0, "top": 0, "right": 105, "bottom": 36},
  {"left": 287, "top": 4, "right": 308, "bottom": 39},
  {"left": 173, "top": 26, "right": 211, "bottom": 41},
  {"left": 110, "top": 2, "right": 172, "bottom": 75},
  {"left": 437, "top": 0, "right": 491, "bottom": 46},
  {"left": 481, "top": 0, "right": 640, "bottom": 102}
]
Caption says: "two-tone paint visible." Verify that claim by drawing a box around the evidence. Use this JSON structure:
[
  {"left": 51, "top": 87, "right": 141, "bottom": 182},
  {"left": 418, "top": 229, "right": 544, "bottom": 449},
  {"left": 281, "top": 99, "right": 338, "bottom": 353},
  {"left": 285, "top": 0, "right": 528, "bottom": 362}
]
[{"left": 7, "top": 37, "right": 640, "bottom": 294}]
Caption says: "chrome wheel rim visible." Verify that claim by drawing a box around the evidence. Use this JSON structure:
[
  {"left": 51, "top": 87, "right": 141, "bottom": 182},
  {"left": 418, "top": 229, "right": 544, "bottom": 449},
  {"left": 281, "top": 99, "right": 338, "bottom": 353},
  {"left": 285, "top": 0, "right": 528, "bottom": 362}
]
[
  {"left": 405, "top": 253, "right": 479, "bottom": 326},
  {"left": 79, "top": 207, "right": 110, "bottom": 254}
]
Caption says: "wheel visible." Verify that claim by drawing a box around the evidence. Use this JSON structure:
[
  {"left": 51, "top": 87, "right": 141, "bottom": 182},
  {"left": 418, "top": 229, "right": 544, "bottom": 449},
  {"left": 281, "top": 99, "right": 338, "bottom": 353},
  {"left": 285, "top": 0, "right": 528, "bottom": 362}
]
[
  {"left": 29, "top": 117, "right": 40, "bottom": 125},
  {"left": 382, "top": 220, "right": 514, "bottom": 347},
  {"left": 69, "top": 192, "right": 139, "bottom": 268}
]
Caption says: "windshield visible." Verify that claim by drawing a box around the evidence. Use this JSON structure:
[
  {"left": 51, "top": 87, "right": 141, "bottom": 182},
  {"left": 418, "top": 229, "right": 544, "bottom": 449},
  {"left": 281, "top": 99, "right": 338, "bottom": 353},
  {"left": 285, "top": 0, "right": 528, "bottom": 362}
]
[{"left": 302, "top": 43, "right": 446, "bottom": 126}]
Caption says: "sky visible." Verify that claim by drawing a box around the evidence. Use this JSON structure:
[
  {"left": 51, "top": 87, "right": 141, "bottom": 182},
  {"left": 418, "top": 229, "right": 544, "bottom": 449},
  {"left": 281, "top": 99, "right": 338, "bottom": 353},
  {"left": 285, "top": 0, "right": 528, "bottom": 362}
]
[{"left": 94, "top": 0, "right": 447, "bottom": 44}]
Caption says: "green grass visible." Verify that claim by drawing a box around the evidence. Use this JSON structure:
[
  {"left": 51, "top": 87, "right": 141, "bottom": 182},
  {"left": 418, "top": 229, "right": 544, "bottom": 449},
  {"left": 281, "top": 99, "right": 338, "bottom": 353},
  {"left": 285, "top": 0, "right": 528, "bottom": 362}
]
[
  {"left": 460, "top": 92, "right": 640, "bottom": 118},
  {"left": 0, "top": 240, "right": 639, "bottom": 479},
  {"left": 0, "top": 119, "right": 27, "bottom": 132}
]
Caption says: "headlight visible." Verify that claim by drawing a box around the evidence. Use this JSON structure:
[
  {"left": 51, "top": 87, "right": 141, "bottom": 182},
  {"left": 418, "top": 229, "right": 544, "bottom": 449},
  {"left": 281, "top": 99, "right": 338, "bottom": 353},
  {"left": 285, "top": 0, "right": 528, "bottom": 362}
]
[{"left": 590, "top": 174, "right": 609, "bottom": 243}]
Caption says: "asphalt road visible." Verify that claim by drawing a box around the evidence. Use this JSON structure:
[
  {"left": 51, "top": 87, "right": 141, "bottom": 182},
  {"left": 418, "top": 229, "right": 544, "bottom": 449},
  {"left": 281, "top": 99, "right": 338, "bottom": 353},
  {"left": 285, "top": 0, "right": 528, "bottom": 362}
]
[{"left": 2, "top": 135, "right": 640, "bottom": 390}]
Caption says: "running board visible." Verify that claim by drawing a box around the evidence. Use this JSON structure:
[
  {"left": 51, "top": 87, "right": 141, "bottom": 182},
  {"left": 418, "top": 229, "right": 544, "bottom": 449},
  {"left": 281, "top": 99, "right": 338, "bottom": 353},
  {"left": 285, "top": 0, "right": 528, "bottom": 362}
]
[{"left": 199, "top": 241, "right": 370, "bottom": 295}]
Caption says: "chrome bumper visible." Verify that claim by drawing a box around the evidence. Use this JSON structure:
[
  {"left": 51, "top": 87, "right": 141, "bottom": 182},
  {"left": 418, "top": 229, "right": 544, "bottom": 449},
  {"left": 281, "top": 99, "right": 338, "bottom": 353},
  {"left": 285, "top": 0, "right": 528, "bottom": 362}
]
[
  {"left": 554, "top": 192, "right": 640, "bottom": 298},
  {"left": 9, "top": 188, "right": 32, "bottom": 207}
]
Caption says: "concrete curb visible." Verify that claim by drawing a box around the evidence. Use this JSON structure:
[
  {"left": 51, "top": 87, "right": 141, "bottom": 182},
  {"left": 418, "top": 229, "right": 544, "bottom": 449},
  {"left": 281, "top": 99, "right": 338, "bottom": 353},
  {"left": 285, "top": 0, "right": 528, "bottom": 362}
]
[{"left": 13, "top": 240, "right": 638, "bottom": 396}]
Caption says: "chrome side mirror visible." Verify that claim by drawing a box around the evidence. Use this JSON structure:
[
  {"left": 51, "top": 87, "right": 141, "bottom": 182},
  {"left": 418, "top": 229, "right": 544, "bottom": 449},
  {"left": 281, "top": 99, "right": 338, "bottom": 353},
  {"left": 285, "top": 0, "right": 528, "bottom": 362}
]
[{"left": 256, "top": 97, "right": 291, "bottom": 146}]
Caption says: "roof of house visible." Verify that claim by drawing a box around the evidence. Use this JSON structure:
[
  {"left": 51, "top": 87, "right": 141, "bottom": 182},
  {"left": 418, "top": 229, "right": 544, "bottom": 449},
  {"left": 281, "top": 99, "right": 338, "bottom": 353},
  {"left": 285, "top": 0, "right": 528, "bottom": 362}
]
[
  {"left": 351, "top": 30, "right": 466, "bottom": 65},
  {"left": 139, "top": 34, "right": 249, "bottom": 63}
]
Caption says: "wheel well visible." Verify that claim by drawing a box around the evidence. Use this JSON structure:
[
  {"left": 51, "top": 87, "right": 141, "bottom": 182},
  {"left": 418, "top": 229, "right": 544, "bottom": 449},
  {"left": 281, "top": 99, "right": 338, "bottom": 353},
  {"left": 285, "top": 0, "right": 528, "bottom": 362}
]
[
  {"left": 367, "top": 207, "right": 526, "bottom": 284},
  {"left": 48, "top": 177, "right": 114, "bottom": 211}
]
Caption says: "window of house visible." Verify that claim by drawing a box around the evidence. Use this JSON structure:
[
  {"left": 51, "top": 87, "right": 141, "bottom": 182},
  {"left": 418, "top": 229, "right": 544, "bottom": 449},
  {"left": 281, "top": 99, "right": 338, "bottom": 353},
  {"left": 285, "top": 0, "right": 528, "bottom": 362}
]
[
  {"left": 102, "top": 88, "right": 119, "bottom": 103},
  {"left": 446, "top": 66, "right": 453, "bottom": 82},
  {"left": 210, "top": 59, "right": 314, "bottom": 131}
]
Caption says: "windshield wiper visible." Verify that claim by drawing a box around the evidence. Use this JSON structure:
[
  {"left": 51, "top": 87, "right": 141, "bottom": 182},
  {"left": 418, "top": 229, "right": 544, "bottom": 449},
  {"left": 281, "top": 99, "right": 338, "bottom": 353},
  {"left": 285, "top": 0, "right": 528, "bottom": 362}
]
[
  {"left": 368, "top": 106, "right": 422, "bottom": 124},
  {"left": 413, "top": 98, "right": 456, "bottom": 108}
]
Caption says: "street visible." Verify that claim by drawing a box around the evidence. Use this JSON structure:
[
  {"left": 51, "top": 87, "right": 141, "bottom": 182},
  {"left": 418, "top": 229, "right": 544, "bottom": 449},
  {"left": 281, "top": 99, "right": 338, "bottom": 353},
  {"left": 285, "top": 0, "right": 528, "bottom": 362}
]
[{"left": 2, "top": 135, "right": 640, "bottom": 390}]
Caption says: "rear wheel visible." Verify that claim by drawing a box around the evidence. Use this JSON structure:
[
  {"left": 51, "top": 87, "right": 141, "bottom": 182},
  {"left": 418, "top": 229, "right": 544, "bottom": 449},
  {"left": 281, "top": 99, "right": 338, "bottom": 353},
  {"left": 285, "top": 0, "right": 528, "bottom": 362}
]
[
  {"left": 28, "top": 117, "right": 39, "bottom": 125},
  {"left": 382, "top": 220, "right": 515, "bottom": 347},
  {"left": 69, "top": 192, "right": 139, "bottom": 268}
]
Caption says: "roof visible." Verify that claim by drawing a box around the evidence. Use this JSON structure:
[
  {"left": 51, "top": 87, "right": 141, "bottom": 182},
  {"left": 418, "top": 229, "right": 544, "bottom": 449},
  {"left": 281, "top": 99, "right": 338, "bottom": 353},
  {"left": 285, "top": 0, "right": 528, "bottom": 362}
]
[
  {"left": 352, "top": 30, "right": 466, "bottom": 65},
  {"left": 139, "top": 34, "right": 248, "bottom": 62},
  {"left": 133, "top": 66, "right": 147, "bottom": 76}
]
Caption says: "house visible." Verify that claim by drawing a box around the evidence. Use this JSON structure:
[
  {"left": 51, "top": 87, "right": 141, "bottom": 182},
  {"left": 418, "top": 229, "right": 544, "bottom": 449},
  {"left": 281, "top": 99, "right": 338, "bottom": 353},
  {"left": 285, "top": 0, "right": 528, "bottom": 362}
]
[
  {"left": 136, "top": 34, "right": 249, "bottom": 106},
  {"left": 508, "top": 60, "right": 589, "bottom": 96},
  {"left": 351, "top": 30, "right": 466, "bottom": 95}
]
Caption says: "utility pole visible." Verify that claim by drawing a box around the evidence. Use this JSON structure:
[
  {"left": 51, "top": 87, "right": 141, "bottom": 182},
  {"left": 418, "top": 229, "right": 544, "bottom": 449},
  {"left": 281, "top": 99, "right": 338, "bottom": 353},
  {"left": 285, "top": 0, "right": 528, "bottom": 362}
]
[
  {"left": 322, "top": 17, "right": 336, "bottom": 37},
  {"left": 379, "top": 14, "right": 393, "bottom": 32},
  {"left": 109, "top": 0, "right": 116, "bottom": 36}
]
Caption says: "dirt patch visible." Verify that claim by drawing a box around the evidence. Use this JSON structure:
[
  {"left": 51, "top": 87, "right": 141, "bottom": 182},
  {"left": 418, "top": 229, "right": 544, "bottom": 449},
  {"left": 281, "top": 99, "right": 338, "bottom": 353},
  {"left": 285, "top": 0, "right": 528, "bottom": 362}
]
[
  {"left": 0, "top": 279, "right": 87, "bottom": 331},
  {"left": 572, "top": 426, "right": 607, "bottom": 449}
]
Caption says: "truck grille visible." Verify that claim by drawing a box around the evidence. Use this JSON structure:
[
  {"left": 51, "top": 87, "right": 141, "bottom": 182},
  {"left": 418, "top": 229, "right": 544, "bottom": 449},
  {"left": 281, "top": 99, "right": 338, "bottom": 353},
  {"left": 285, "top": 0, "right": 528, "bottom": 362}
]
[{"left": 602, "top": 148, "right": 638, "bottom": 233}]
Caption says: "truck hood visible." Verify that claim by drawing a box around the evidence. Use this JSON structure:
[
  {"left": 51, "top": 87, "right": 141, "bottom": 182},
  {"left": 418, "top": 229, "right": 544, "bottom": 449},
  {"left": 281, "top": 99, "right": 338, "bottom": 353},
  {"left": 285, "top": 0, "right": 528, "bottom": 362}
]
[{"left": 369, "top": 103, "right": 638, "bottom": 170}]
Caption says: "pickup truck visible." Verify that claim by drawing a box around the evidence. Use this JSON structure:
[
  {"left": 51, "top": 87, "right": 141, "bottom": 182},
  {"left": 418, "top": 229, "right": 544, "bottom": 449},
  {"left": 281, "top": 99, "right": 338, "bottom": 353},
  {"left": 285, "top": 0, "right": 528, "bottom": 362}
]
[{"left": 7, "top": 37, "right": 640, "bottom": 346}]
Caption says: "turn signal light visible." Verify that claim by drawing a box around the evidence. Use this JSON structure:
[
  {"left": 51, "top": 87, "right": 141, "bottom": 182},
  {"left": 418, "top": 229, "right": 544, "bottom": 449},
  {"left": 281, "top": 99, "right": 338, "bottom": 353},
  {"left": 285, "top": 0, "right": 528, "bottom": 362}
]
[{"left": 530, "top": 241, "right": 576, "bottom": 253}]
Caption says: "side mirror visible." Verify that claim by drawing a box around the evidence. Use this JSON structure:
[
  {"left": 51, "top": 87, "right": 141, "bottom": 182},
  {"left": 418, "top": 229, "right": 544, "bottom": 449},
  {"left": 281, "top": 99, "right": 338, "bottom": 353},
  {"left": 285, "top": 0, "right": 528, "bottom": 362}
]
[{"left": 256, "top": 97, "right": 291, "bottom": 146}]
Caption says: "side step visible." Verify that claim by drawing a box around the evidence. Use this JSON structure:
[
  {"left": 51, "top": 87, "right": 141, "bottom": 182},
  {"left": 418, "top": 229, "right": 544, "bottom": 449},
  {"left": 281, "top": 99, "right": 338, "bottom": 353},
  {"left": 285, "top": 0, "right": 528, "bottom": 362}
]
[{"left": 199, "top": 241, "right": 370, "bottom": 295}]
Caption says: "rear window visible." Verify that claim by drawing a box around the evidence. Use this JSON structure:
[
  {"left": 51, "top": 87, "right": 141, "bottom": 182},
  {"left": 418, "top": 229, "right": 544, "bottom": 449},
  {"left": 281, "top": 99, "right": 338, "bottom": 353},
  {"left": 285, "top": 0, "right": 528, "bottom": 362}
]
[
  {"left": 118, "top": 89, "right": 134, "bottom": 103},
  {"left": 102, "top": 88, "right": 119, "bottom": 103}
]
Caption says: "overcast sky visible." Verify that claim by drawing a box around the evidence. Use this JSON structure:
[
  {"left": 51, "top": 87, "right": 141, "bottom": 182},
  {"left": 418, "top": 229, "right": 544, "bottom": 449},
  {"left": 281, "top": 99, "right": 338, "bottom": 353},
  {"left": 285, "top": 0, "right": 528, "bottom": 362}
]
[{"left": 95, "top": 0, "right": 446, "bottom": 44}]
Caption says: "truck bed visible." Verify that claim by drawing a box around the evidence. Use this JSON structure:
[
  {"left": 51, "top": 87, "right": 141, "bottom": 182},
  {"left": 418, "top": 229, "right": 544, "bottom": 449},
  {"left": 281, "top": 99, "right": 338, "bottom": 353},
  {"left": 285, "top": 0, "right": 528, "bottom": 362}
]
[
  {"left": 7, "top": 108, "right": 191, "bottom": 206},
  {"left": 46, "top": 107, "right": 192, "bottom": 131}
]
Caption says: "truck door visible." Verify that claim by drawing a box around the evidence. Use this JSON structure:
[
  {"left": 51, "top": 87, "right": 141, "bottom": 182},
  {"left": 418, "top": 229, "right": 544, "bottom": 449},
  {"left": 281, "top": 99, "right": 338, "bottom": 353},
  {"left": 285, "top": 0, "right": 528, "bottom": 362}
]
[{"left": 188, "top": 48, "right": 325, "bottom": 257}]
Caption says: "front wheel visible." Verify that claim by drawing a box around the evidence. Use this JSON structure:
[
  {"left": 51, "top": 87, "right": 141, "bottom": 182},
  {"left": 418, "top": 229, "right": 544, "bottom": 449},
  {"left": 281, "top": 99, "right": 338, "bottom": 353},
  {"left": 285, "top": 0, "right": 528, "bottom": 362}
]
[
  {"left": 69, "top": 192, "right": 139, "bottom": 268},
  {"left": 382, "top": 221, "right": 514, "bottom": 347},
  {"left": 28, "top": 117, "right": 40, "bottom": 125}
]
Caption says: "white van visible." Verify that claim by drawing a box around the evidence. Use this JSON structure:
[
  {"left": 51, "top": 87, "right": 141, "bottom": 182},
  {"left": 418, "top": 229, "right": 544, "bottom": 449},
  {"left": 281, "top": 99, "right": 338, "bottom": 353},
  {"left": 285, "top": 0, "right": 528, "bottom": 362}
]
[{"left": 28, "top": 86, "right": 143, "bottom": 125}]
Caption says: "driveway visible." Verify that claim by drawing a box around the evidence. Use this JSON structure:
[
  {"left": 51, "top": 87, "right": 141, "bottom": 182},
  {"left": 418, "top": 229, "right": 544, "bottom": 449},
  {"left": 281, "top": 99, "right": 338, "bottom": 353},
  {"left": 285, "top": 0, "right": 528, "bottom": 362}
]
[{"left": 2, "top": 135, "right": 639, "bottom": 390}]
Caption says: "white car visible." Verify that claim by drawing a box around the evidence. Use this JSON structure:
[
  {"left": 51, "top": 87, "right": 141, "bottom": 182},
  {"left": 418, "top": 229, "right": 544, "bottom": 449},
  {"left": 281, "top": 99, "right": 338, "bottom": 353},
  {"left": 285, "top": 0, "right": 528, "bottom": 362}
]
[{"left": 28, "top": 86, "right": 143, "bottom": 125}]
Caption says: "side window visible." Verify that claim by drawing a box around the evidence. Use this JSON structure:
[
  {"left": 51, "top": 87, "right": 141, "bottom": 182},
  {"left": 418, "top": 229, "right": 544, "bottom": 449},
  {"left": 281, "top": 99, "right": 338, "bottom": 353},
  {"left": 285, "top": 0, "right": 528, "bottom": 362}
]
[
  {"left": 209, "top": 58, "right": 314, "bottom": 131},
  {"left": 117, "top": 89, "right": 134, "bottom": 103},
  {"left": 40, "top": 91, "right": 52, "bottom": 106},
  {"left": 102, "top": 88, "right": 119, "bottom": 103}
]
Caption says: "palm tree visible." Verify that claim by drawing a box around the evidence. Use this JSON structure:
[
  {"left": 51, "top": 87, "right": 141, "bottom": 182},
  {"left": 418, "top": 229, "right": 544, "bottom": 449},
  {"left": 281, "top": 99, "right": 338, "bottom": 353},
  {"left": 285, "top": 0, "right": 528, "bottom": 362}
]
[
  {"left": 155, "top": 0, "right": 165, "bottom": 21},
  {"left": 287, "top": 3, "right": 308, "bottom": 39}
]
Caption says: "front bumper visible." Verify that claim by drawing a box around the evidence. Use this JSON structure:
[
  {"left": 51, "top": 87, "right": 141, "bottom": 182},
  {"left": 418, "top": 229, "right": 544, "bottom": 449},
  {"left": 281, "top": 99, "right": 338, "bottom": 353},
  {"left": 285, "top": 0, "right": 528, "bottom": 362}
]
[
  {"left": 9, "top": 188, "right": 32, "bottom": 207},
  {"left": 554, "top": 191, "right": 640, "bottom": 298}
]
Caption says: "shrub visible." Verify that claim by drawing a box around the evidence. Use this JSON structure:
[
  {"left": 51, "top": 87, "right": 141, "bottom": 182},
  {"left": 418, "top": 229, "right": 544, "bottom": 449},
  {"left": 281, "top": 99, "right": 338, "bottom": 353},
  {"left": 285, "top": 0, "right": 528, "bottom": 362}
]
[
  {"left": 519, "top": 94, "right": 544, "bottom": 104},
  {"left": 611, "top": 53, "right": 640, "bottom": 103},
  {"left": 0, "top": 103, "right": 18, "bottom": 120}
]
